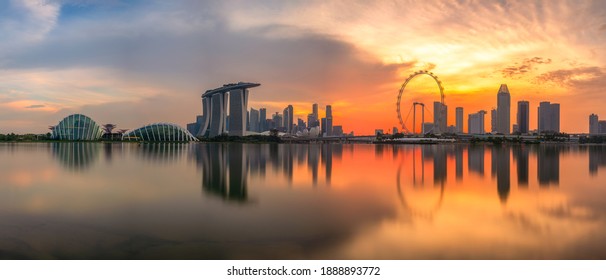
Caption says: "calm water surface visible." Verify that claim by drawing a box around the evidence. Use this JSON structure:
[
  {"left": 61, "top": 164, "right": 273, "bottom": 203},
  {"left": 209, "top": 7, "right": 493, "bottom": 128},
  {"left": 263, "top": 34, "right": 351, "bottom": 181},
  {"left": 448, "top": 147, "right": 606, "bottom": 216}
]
[{"left": 1, "top": 142, "right": 606, "bottom": 259}]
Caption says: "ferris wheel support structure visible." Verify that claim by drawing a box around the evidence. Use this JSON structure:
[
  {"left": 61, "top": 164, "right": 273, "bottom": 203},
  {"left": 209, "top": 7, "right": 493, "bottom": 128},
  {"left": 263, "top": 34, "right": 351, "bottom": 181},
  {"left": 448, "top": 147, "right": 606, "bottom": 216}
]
[{"left": 396, "top": 70, "right": 445, "bottom": 134}]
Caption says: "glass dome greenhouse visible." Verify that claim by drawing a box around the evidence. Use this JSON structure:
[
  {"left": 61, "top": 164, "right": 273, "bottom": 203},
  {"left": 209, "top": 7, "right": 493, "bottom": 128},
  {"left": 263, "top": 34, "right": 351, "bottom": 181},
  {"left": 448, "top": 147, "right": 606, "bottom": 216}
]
[
  {"left": 122, "top": 123, "right": 198, "bottom": 142},
  {"left": 51, "top": 114, "right": 104, "bottom": 140}
]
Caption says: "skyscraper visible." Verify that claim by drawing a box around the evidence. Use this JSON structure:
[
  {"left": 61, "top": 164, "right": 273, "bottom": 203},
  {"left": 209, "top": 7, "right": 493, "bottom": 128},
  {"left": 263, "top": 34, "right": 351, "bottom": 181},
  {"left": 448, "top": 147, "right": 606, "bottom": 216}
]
[
  {"left": 517, "top": 101, "right": 529, "bottom": 134},
  {"left": 272, "top": 112, "right": 283, "bottom": 131},
  {"left": 590, "top": 114, "right": 599, "bottom": 134},
  {"left": 321, "top": 117, "right": 327, "bottom": 136},
  {"left": 490, "top": 108, "right": 497, "bottom": 133},
  {"left": 433, "top": 101, "right": 447, "bottom": 134},
  {"left": 312, "top": 103, "right": 318, "bottom": 121},
  {"left": 283, "top": 105, "right": 294, "bottom": 133},
  {"left": 326, "top": 105, "right": 333, "bottom": 136},
  {"left": 538, "top": 101, "right": 560, "bottom": 133},
  {"left": 456, "top": 107, "right": 463, "bottom": 133},
  {"left": 497, "top": 84, "right": 510, "bottom": 134},
  {"left": 297, "top": 118, "right": 306, "bottom": 132},
  {"left": 468, "top": 110, "right": 486, "bottom": 134},
  {"left": 259, "top": 108, "right": 267, "bottom": 132},
  {"left": 249, "top": 108, "right": 259, "bottom": 132}
]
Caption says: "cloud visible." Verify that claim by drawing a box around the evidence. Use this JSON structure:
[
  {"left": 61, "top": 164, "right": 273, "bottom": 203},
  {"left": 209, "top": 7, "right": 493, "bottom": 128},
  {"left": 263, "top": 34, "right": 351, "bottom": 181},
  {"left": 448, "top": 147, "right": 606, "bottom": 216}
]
[
  {"left": 501, "top": 57, "right": 552, "bottom": 78},
  {"left": 535, "top": 66, "right": 606, "bottom": 88},
  {"left": 0, "top": 5, "right": 411, "bottom": 133},
  {"left": 0, "top": 0, "right": 59, "bottom": 44},
  {"left": 24, "top": 104, "right": 45, "bottom": 109}
]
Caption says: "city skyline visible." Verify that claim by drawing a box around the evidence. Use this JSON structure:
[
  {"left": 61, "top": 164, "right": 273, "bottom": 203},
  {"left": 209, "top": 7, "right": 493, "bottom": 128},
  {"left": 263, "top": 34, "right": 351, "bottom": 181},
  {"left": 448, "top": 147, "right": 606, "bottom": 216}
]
[{"left": 2, "top": 1, "right": 606, "bottom": 134}]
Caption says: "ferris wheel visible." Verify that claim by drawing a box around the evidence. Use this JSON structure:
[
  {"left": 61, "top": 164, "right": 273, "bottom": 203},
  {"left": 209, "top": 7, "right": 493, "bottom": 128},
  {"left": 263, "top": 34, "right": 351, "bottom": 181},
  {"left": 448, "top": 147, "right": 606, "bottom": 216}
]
[{"left": 396, "top": 70, "right": 445, "bottom": 134}]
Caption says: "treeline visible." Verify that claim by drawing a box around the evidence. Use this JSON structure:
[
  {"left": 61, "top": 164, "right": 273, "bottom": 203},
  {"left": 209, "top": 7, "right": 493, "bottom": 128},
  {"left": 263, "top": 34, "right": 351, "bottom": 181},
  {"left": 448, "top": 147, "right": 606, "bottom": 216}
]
[
  {"left": 0, "top": 133, "right": 52, "bottom": 141},
  {"left": 579, "top": 135, "right": 606, "bottom": 144}
]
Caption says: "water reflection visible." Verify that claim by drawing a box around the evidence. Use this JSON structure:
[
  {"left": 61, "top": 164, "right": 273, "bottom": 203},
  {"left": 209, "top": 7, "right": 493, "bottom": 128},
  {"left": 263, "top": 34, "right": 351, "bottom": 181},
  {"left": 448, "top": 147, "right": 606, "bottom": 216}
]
[
  {"left": 191, "top": 143, "right": 343, "bottom": 202},
  {"left": 51, "top": 142, "right": 100, "bottom": 171},
  {"left": 396, "top": 144, "right": 564, "bottom": 204},
  {"left": 468, "top": 145, "right": 485, "bottom": 175},
  {"left": 194, "top": 144, "right": 248, "bottom": 202},
  {"left": 538, "top": 145, "right": 560, "bottom": 187},
  {"left": 513, "top": 145, "right": 529, "bottom": 187},
  {"left": 589, "top": 146, "right": 606, "bottom": 176},
  {"left": 4, "top": 142, "right": 606, "bottom": 259},
  {"left": 135, "top": 143, "right": 189, "bottom": 163}
]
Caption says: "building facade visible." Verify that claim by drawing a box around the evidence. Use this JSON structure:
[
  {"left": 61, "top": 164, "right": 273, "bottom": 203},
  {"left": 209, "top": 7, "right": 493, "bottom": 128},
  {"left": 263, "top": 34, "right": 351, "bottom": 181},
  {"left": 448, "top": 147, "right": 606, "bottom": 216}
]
[
  {"left": 590, "top": 114, "right": 599, "bottom": 134},
  {"left": 497, "top": 84, "right": 511, "bottom": 134},
  {"left": 249, "top": 108, "right": 260, "bottom": 132},
  {"left": 123, "top": 123, "right": 198, "bottom": 142},
  {"left": 456, "top": 107, "right": 463, "bottom": 133},
  {"left": 468, "top": 110, "right": 486, "bottom": 134},
  {"left": 517, "top": 101, "right": 529, "bottom": 134},
  {"left": 538, "top": 101, "right": 560, "bottom": 133},
  {"left": 259, "top": 108, "right": 267, "bottom": 132},
  {"left": 51, "top": 114, "right": 104, "bottom": 140},
  {"left": 491, "top": 108, "right": 497, "bottom": 133},
  {"left": 433, "top": 101, "right": 447, "bottom": 134},
  {"left": 326, "top": 105, "right": 333, "bottom": 136}
]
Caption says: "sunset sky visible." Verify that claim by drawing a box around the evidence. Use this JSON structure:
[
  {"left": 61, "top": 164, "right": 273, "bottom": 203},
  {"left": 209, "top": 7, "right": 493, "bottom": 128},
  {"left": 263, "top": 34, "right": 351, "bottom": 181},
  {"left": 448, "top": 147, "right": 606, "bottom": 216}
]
[{"left": 1, "top": 0, "right": 606, "bottom": 134}]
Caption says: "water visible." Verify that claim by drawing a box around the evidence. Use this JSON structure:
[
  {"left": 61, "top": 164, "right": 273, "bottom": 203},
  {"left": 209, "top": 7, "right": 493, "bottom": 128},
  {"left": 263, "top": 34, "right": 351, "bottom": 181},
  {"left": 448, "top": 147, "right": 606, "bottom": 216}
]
[{"left": 1, "top": 142, "right": 606, "bottom": 259}]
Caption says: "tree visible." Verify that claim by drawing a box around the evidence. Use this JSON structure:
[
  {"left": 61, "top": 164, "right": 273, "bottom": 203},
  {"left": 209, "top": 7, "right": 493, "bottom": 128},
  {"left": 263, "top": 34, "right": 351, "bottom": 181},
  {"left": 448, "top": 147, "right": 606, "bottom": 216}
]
[{"left": 103, "top": 124, "right": 117, "bottom": 134}]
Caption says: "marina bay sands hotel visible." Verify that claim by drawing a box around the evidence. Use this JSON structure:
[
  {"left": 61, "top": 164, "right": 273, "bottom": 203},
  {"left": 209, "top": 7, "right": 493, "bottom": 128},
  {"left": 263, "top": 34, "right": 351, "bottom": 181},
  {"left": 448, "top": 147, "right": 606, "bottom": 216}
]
[{"left": 190, "top": 82, "right": 261, "bottom": 137}]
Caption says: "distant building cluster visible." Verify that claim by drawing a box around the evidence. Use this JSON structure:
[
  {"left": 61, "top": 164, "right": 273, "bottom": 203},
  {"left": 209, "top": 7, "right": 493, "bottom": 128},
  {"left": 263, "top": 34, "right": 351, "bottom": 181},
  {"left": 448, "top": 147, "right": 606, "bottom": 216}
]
[
  {"left": 247, "top": 103, "right": 348, "bottom": 137},
  {"left": 388, "top": 83, "right": 562, "bottom": 136},
  {"left": 187, "top": 83, "right": 350, "bottom": 138},
  {"left": 589, "top": 114, "right": 606, "bottom": 134}
]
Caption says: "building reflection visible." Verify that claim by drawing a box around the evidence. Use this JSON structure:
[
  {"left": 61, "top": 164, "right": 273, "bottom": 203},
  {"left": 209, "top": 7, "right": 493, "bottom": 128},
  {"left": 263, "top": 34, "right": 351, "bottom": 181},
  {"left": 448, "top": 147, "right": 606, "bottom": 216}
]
[
  {"left": 190, "top": 143, "right": 336, "bottom": 203},
  {"left": 492, "top": 145, "right": 511, "bottom": 204},
  {"left": 468, "top": 145, "right": 485, "bottom": 175},
  {"left": 432, "top": 146, "right": 448, "bottom": 185},
  {"left": 51, "top": 142, "right": 100, "bottom": 171},
  {"left": 589, "top": 145, "right": 606, "bottom": 176},
  {"left": 405, "top": 144, "right": 565, "bottom": 204},
  {"left": 537, "top": 145, "right": 560, "bottom": 186},
  {"left": 455, "top": 145, "right": 463, "bottom": 181},
  {"left": 134, "top": 143, "right": 188, "bottom": 163},
  {"left": 513, "top": 145, "right": 529, "bottom": 187}
]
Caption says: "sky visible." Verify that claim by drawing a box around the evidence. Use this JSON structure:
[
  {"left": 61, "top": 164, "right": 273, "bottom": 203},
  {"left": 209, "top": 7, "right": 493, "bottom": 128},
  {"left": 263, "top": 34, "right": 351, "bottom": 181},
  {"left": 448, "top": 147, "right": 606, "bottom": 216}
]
[{"left": 1, "top": 0, "right": 606, "bottom": 134}]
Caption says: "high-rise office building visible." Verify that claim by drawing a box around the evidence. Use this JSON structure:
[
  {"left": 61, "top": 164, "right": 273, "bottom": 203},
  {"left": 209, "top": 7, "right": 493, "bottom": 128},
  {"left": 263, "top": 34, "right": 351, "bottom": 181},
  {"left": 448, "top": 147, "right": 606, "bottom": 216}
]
[
  {"left": 283, "top": 105, "right": 294, "bottom": 133},
  {"left": 590, "top": 114, "right": 599, "bottom": 134},
  {"left": 249, "top": 108, "right": 259, "bottom": 132},
  {"left": 517, "top": 101, "right": 529, "bottom": 134},
  {"left": 455, "top": 107, "right": 463, "bottom": 133},
  {"left": 433, "top": 101, "right": 447, "bottom": 134},
  {"left": 538, "top": 101, "right": 560, "bottom": 133},
  {"left": 497, "top": 84, "right": 511, "bottom": 134},
  {"left": 259, "top": 108, "right": 267, "bottom": 132},
  {"left": 321, "top": 117, "right": 327, "bottom": 136},
  {"left": 297, "top": 118, "right": 306, "bottom": 132},
  {"left": 600, "top": 121, "right": 606, "bottom": 134},
  {"left": 272, "top": 112, "right": 283, "bottom": 131},
  {"left": 326, "top": 105, "right": 333, "bottom": 136},
  {"left": 468, "top": 110, "right": 486, "bottom": 134},
  {"left": 312, "top": 103, "right": 318, "bottom": 120},
  {"left": 287, "top": 105, "right": 293, "bottom": 133},
  {"left": 490, "top": 108, "right": 497, "bottom": 133}
]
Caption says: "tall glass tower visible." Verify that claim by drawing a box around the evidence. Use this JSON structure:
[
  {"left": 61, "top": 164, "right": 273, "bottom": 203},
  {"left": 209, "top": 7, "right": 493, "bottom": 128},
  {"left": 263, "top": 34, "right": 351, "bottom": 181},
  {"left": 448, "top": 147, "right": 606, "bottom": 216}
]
[{"left": 497, "top": 84, "right": 511, "bottom": 134}]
